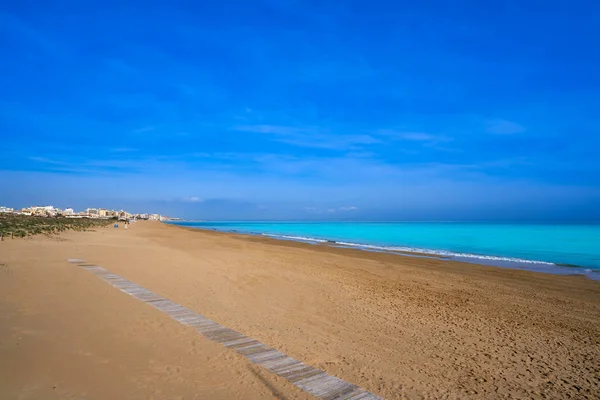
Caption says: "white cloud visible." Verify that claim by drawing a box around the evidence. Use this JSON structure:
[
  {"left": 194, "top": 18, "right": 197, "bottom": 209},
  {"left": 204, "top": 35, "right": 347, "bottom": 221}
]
[
  {"left": 183, "top": 196, "right": 203, "bottom": 203},
  {"left": 339, "top": 206, "right": 358, "bottom": 211}
]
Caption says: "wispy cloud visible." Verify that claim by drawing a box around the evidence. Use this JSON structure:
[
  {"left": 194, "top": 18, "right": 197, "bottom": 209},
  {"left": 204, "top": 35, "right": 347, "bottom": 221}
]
[
  {"left": 376, "top": 129, "right": 452, "bottom": 144},
  {"left": 339, "top": 206, "right": 358, "bottom": 211},
  {"left": 234, "top": 124, "right": 380, "bottom": 150},
  {"left": 280, "top": 134, "right": 380, "bottom": 149},
  {"left": 183, "top": 196, "right": 203, "bottom": 202},
  {"left": 110, "top": 147, "right": 138, "bottom": 153},
  {"left": 25, "top": 153, "right": 165, "bottom": 175},
  {"left": 235, "top": 125, "right": 304, "bottom": 135},
  {"left": 28, "top": 156, "right": 63, "bottom": 165},
  {"left": 0, "top": 12, "right": 59, "bottom": 55},
  {"left": 397, "top": 132, "right": 443, "bottom": 141},
  {"left": 133, "top": 126, "right": 156, "bottom": 133},
  {"left": 103, "top": 58, "right": 138, "bottom": 77},
  {"left": 345, "top": 151, "right": 376, "bottom": 158},
  {"left": 485, "top": 119, "right": 526, "bottom": 135}
]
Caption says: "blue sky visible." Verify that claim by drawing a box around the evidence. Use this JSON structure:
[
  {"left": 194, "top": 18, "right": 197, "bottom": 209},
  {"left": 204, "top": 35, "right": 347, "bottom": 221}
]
[{"left": 1, "top": 0, "right": 599, "bottom": 220}]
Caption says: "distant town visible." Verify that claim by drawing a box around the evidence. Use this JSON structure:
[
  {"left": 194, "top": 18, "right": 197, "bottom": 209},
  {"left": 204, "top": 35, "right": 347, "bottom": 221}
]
[{"left": 0, "top": 205, "right": 178, "bottom": 221}]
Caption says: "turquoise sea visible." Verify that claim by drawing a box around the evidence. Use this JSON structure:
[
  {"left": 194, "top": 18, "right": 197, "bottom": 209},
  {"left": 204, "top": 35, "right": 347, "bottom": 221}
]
[{"left": 170, "top": 221, "right": 600, "bottom": 280}]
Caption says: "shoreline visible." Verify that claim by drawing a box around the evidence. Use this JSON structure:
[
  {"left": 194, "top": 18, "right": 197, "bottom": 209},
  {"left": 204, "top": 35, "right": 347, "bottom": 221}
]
[
  {"left": 167, "top": 222, "right": 600, "bottom": 281},
  {"left": 165, "top": 223, "right": 600, "bottom": 288}
]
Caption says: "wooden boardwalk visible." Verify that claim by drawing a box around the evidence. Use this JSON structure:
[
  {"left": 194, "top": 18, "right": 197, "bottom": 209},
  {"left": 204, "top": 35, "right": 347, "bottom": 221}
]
[{"left": 67, "top": 259, "right": 382, "bottom": 400}]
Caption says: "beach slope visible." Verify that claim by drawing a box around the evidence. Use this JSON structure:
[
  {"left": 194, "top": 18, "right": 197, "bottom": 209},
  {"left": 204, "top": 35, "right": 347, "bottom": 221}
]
[{"left": 1, "top": 221, "right": 599, "bottom": 399}]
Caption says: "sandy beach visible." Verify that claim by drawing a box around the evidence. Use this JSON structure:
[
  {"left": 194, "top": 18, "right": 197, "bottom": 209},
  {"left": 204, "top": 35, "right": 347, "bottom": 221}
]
[{"left": 1, "top": 221, "right": 599, "bottom": 399}]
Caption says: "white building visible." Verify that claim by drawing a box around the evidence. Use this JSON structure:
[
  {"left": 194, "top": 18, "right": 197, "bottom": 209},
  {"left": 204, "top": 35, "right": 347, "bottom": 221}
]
[
  {"left": 0, "top": 206, "right": 14, "bottom": 213},
  {"left": 30, "top": 206, "right": 55, "bottom": 216}
]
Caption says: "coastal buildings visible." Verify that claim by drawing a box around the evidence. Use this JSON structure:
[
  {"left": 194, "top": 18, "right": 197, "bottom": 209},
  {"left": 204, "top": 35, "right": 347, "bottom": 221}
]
[
  {"left": 24, "top": 206, "right": 60, "bottom": 216},
  {"left": 0, "top": 205, "right": 173, "bottom": 221}
]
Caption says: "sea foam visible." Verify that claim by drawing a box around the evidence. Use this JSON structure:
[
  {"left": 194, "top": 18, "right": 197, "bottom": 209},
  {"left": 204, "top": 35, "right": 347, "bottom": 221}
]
[{"left": 263, "top": 233, "right": 556, "bottom": 266}]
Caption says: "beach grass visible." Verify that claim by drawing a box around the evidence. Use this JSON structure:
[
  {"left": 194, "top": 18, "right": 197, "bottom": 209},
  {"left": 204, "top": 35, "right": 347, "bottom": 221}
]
[{"left": 0, "top": 213, "right": 113, "bottom": 239}]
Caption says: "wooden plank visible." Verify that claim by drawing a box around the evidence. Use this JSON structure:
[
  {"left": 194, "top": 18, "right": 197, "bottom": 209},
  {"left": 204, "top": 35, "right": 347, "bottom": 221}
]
[
  {"left": 69, "top": 259, "right": 383, "bottom": 400},
  {"left": 263, "top": 356, "right": 301, "bottom": 371}
]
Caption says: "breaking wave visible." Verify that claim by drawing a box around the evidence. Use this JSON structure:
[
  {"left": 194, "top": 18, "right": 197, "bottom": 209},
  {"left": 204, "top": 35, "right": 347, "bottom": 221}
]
[{"left": 262, "top": 233, "right": 557, "bottom": 265}]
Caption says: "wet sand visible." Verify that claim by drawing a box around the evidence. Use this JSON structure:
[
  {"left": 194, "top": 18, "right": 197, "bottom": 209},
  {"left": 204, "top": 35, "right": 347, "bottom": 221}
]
[{"left": 1, "top": 221, "right": 599, "bottom": 399}]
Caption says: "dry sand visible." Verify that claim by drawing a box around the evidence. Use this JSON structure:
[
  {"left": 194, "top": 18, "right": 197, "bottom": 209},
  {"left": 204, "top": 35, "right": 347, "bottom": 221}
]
[{"left": 1, "top": 221, "right": 599, "bottom": 399}]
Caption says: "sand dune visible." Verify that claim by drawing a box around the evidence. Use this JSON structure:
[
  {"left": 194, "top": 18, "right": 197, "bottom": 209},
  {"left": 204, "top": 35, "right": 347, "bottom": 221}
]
[{"left": 1, "top": 221, "right": 599, "bottom": 399}]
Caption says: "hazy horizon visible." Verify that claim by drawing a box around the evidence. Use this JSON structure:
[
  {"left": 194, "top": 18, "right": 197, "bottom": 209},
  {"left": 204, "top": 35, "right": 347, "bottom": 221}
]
[{"left": 1, "top": 1, "right": 599, "bottom": 221}]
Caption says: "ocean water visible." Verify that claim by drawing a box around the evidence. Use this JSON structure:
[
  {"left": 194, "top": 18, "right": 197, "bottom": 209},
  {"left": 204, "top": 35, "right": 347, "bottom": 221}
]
[{"left": 170, "top": 221, "right": 600, "bottom": 280}]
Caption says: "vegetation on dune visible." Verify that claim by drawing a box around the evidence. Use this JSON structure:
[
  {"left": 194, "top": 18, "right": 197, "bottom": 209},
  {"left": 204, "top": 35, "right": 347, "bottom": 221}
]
[{"left": 0, "top": 214, "right": 114, "bottom": 240}]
